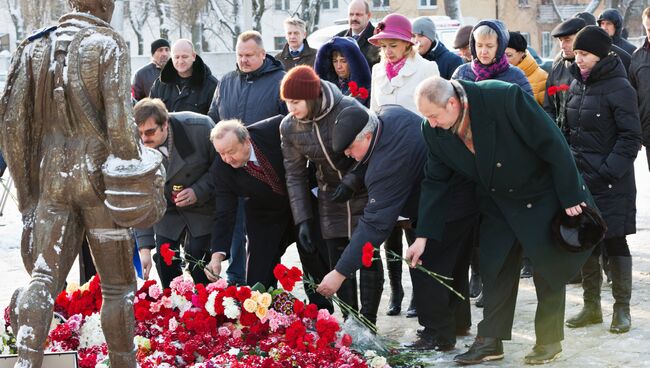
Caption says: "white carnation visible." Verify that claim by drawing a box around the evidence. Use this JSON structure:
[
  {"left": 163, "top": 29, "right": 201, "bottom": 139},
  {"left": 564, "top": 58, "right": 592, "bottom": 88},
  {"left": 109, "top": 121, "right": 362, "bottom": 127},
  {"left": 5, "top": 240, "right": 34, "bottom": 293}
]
[
  {"left": 205, "top": 291, "right": 218, "bottom": 317},
  {"left": 78, "top": 313, "right": 106, "bottom": 348},
  {"left": 222, "top": 297, "right": 240, "bottom": 320}
]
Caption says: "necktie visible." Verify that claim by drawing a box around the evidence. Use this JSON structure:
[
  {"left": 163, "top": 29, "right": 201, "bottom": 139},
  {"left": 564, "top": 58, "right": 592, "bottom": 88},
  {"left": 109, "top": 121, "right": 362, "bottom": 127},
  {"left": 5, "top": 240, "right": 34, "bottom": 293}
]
[
  {"left": 290, "top": 50, "right": 300, "bottom": 57},
  {"left": 352, "top": 35, "right": 360, "bottom": 41}
]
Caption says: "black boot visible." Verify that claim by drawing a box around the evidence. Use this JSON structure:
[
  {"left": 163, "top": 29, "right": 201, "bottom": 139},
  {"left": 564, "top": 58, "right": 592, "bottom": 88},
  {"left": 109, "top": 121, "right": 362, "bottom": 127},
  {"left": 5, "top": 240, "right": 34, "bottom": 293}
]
[
  {"left": 385, "top": 234, "right": 404, "bottom": 316},
  {"left": 405, "top": 295, "right": 417, "bottom": 318},
  {"left": 609, "top": 256, "right": 632, "bottom": 333},
  {"left": 454, "top": 336, "right": 504, "bottom": 364},
  {"left": 359, "top": 268, "right": 384, "bottom": 327},
  {"left": 566, "top": 255, "right": 603, "bottom": 328}
]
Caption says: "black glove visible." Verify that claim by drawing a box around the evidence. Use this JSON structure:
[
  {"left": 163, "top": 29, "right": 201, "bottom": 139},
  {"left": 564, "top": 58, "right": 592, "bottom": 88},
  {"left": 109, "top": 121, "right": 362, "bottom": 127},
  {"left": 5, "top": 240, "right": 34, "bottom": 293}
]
[
  {"left": 297, "top": 221, "right": 316, "bottom": 254},
  {"left": 330, "top": 183, "right": 354, "bottom": 203}
]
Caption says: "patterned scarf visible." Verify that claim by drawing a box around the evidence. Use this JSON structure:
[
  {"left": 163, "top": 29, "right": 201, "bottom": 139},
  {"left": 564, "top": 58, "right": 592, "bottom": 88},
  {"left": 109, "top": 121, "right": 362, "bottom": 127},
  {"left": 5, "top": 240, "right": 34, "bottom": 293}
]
[
  {"left": 471, "top": 54, "right": 510, "bottom": 82},
  {"left": 385, "top": 57, "right": 407, "bottom": 81},
  {"left": 243, "top": 140, "right": 286, "bottom": 196}
]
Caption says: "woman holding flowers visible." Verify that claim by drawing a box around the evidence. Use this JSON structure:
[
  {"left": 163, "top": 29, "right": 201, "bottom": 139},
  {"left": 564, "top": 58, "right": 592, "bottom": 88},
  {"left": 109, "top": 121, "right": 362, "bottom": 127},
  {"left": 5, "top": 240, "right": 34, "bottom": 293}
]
[
  {"left": 314, "top": 36, "right": 372, "bottom": 107},
  {"left": 563, "top": 26, "right": 641, "bottom": 334}
]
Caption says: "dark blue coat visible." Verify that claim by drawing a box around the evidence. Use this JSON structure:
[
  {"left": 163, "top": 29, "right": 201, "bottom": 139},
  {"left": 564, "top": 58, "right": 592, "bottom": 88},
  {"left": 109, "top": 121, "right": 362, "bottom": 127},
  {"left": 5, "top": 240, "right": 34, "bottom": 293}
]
[
  {"left": 208, "top": 55, "right": 287, "bottom": 125},
  {"left": 452, "top": 20, "right": 533, "bottom": 96},
  {"left": 422, "top": 41, "right": 463, "bottom": 80},
  {"left": 335, "top": 105, "right": 427, "bottom": 276},
  {"left": 314, "top": 36, "right": 371, "bottom": 106}
]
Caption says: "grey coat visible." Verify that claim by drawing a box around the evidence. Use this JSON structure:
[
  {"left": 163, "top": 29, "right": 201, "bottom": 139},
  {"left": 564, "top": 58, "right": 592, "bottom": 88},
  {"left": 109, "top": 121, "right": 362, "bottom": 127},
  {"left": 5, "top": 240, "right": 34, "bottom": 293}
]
[
  {"left": 280, "top": 80, "right": 367, "bottom": 239},
  {"left": 136, "top": 112, "right": 216, "bottom": 248}
]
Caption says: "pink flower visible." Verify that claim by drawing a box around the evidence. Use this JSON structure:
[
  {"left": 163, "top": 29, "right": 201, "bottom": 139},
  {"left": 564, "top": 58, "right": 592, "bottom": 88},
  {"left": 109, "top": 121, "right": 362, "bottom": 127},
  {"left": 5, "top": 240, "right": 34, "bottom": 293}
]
[
  {"left": 168, "top": 317, "right": 178, "bottom": 331},
  {"left": 232, "top": 329, "right": 242, "bottom": 339},
  {"left": 148, "top": 284, "right": 162, "bottom": 299},
  {"left": 170, "top": 276, "right": 194, "bottom": 295},
  {"left": 218, "top": 327, "right": 231, "bottom": 337}
]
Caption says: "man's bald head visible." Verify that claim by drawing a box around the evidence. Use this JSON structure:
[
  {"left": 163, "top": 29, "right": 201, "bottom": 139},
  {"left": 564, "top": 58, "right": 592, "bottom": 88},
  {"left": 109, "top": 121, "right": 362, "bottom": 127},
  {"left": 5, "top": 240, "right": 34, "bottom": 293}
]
[
  {"left": 171, "top": 39, "right": 196, "bottom": 78},
  {"left": 347, "top": 0, "right": 371, "bottom": 34},
  {"left": 415, "top": 77, "right": 461, "bottom": 130},
  {"left": 415, "top": 77, "right": 456, "bottom": 108}
]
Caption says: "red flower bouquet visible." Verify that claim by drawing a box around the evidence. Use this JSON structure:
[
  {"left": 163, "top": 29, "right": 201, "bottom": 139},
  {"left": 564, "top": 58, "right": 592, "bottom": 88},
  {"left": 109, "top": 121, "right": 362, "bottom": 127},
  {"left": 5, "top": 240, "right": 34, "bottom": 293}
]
[{"left": 547, "top": 84, "right": 570, "bottom": 129}]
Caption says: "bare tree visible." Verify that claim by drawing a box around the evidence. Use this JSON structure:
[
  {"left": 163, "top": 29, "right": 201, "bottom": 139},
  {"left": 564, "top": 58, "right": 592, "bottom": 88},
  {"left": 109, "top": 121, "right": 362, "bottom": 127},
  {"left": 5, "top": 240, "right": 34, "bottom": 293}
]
[
  {"left": 444, "top": 0, "right": 463, "bottom": 22},
  {"left": 5, "top": 0, "right": 64, "bottom": 44},
  {"left": 584, "top": 0, "right": 602, "bottom": 14},
  {"left": 127, "top": 0, "right": 153, "bottom": 55},
  {"left": 205, "top": 0, "right": 242, "bottom": 50},
  {"left": 251, "top": 0, "right": 267, "bottom": 32},
  {"left": 299, "top": 0, "right": 322, "bottom": 33},
  {"left": 152, "top": 0, "right": 171, "bottom": 39}
]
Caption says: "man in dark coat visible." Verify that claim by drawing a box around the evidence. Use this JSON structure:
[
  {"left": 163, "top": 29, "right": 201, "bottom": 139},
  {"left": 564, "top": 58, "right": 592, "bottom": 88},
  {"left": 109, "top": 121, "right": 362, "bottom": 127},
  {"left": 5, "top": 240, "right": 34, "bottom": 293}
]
[
  {"left": 598, "top": 8, "right": 637, "bottom": 55},
  {"left": 413, "top": 76, "right": 594, "bottom": 365},
  {"left": 208, "top": 30, "right": 287, "bottom": 285},
  {"left": 134, "top": 98, "right": 216, "bottom": 288},
  {"left": 132, "top": 38, "right": 170, "bottom": 101},
  {"left": 275, "top": 17, "right": 317, "bottom": 71},
  {"left": 335, "top": 0, "right": 380, "bottom": 69},
  {"left": 316, "top": 104, "right": 476, "bottom": 351},
  {"left": 205, "top": 117, "right": 332, "bottom": 311},
  {"left": 149, "top": 39, "right": 218, "bottom": 114},
  {"left": 208, "top": 31, "right": 287, "bottom": 125},
  {"left": 413, "top": 16, "right": 463, "bottom": 80},
  {"left": 630, "top": 7, "right": 650, "bottom": 168}
]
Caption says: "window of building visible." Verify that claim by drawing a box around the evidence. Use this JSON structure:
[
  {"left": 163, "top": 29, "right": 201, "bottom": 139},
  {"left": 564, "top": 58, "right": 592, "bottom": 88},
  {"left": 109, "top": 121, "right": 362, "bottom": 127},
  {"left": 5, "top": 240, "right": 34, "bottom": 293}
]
[
  {"left": 541, "top": 32, "right": 551, "bottom": 58},
  {"left": 274, "top": 37, "right": 286, "bottom": 51},
  {"left": 322, "top": 0, "right": 339, "bottom": 10},
  {"left": 372, "top": 0, "right": 390, "bottom": 9},
  {"left": 418, "top": 0, "right": 437, "bottom": 9},
  {"left": 518, "top": 0, "right": 529, "bottom": 7},
  {"left": 275, "top": 0, "right": 290, "bottom": 11}
]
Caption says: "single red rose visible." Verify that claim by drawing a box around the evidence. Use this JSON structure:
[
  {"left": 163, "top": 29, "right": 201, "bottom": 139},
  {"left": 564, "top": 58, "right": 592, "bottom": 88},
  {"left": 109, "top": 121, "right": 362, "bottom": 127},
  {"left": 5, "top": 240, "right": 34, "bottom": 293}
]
[
  {"left": 159, "top": 243, "right": 175, "bottom": 266},
  {"left": 547, "top": 86, "right": 558, "bottom": 96},
  {"left": 358, "top": 87, "right": 369, "bottom": 100}
]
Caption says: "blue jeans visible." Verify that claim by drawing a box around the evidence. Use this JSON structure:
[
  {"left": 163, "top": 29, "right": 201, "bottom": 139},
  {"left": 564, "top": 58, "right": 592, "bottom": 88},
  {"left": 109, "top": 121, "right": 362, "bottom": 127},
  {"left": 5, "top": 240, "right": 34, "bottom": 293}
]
[
  {"left": 0, "top": 151, "right": 6, "bottom": 177},
  {"left": 226, "top": 198, "right": 247, "bottom": 284}
]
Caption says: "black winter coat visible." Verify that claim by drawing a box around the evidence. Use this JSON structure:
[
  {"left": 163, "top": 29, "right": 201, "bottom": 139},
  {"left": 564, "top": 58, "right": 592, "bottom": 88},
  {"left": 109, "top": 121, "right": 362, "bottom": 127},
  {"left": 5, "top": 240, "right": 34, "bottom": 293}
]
[
  {"left": 629, "top": 40, "right": 650, "bottom": 146},
  {"left": 208, "top": 55, "right": 287, "bottom": 125},
  {"left": 565, "top": 54, "right": 641, "bottom": 238},
  {"left": 275, "top": 40, "right": 317, "bottom": 71},
  {"left": 149, "top": 55, "right": 218, "bottom": 114},
  {"left": 422, "top": 41, "right": 463, "bottom": 80}
]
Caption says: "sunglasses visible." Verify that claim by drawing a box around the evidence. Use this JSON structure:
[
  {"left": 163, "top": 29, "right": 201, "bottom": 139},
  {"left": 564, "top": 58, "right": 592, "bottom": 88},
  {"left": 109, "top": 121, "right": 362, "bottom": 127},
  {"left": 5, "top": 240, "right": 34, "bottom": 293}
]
[{"left": 140, "top": 126, "right": 161, "bottom": 137}]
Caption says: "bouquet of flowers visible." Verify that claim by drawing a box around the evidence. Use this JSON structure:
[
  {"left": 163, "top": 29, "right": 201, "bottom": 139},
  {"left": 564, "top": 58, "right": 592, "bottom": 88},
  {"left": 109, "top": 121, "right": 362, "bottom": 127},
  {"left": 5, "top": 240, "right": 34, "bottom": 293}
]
[
  {"left": 3, "top": 263, "right": 390, "bottom": 368},
  {"left": 547, "top": 84, "right": 570, "bottom": 129},
  {"left": 348, "top": 81, "right": 369, "bottom": 101}
]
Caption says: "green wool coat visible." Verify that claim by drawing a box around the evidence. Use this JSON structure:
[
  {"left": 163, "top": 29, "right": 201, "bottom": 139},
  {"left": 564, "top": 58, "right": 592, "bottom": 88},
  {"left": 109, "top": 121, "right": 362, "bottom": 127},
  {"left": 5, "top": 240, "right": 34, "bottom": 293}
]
[{"left": 416, "top": 79, "right": 595, "bottom": 287}]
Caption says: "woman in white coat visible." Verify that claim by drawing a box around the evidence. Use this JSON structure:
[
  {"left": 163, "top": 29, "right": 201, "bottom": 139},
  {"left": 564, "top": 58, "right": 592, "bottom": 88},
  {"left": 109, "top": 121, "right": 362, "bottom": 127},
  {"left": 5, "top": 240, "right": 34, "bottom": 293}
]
[{"left": 368, "top": 13, "right": 440, "bottom": 114}]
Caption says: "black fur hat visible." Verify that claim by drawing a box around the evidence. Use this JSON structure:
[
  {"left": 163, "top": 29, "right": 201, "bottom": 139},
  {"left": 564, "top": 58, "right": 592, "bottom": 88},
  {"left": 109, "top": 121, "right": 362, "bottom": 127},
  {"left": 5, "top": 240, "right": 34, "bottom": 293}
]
[{"left": 551, "top": 206, "right": 607, "bottom": 253}]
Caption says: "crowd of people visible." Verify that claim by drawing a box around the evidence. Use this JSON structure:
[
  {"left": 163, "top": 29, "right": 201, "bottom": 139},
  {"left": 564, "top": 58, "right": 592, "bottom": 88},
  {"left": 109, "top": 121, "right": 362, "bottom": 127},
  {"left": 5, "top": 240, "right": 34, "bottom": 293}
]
[
  {"left": 2, "top": 0, "right": 648, "bottom": 366},
  {"left": 124, "top": 0, "right": 650, "bottom": 365}
]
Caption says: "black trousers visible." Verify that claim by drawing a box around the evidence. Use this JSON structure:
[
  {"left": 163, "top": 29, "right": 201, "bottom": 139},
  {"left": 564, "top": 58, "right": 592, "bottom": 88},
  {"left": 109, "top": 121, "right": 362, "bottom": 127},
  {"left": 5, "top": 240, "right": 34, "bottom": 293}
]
[
  {"left": 154, "top": 230, "right": 211, "bottom": 288},
  {"left": 411, "top": 214, "right": 476, "bottom": 344},
  {"left": 477, "top": 240, "right": 566, "bottom": 345}
]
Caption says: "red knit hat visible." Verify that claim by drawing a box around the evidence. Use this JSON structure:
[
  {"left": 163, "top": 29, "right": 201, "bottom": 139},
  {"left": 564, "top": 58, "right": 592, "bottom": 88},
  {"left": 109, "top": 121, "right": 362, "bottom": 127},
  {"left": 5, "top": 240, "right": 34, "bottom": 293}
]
[{"left": 280, "top": 65, "right": 321, "bottom": 100}]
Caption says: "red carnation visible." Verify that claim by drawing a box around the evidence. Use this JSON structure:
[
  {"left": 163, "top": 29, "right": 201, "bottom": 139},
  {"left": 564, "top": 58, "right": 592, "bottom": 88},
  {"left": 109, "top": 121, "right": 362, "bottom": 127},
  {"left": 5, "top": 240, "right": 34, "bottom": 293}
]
[
  {"left": 358, "top": 87, "right": 369, "bottom": 100},
  {"left": 293, "top": 299, "right": 305, "bottom": 314},
  {"left": 273, "top": 264, "right": 303, "bottom": 291},
  {"left": 558, "top": 84, "right": 570, "bottom": 92},
  {"left": 362, "top": 242, "right": 375, "bottom": 268},
  {"left": 348, "top": 81, "right": 359, "bottom": 95},
  {"left": 341, "top": 333, "right": 353, "bottom": 347},
  {"left": 236, "top": 287, "right": 252, "bottom": 303},
  {"left": 304, "top": 303, "right": 318, "bottom": 319},
  {"left": 159, "top": 243, "right": 175, "bottom": 266},
  {"left": 547, "top": 86, "right": 558, "bottom": 96}
]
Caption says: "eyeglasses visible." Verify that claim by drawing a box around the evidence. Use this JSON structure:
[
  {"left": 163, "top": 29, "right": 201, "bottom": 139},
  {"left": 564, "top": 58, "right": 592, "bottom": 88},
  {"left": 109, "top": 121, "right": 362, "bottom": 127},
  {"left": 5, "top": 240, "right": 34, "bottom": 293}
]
[{"left": 140, "top": 126, "right": 161, "bottom": 137}]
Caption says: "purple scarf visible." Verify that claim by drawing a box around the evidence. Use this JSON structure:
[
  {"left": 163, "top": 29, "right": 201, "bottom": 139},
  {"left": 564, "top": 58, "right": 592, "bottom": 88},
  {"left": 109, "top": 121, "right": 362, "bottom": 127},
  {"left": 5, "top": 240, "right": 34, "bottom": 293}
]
[
  {"left": 385, "top": 57, "right": 407, "bottom": 81},
  {"left": 471, "top": 54, "right": 510, "bottom": 81}
]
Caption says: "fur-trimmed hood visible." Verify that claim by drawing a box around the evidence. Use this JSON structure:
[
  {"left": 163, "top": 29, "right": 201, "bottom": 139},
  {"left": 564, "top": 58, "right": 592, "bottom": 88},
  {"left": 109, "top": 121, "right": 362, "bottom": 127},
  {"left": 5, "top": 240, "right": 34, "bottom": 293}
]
[
  {"left": 160, "top": 54, "right": 214, "bottom": 87},
  {"left": 314, "top": 36, "right": 372, "bottom": 91}
]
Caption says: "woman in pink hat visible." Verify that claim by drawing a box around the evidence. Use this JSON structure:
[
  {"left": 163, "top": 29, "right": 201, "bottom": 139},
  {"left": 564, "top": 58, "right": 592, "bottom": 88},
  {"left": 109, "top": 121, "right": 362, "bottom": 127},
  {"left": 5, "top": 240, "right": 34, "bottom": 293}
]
[{"left": 368, "top": 13, "right": 439, "bottom": 114}]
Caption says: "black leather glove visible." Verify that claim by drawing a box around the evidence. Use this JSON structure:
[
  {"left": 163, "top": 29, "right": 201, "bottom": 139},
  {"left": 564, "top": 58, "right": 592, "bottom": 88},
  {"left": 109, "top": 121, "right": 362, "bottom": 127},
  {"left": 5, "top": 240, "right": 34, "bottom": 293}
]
[
  {"left": 330, "top": 183, "right": 354, "bottom": 203},
  {"left": 297, "top": 221, "right": 316, "bottom": 254}
]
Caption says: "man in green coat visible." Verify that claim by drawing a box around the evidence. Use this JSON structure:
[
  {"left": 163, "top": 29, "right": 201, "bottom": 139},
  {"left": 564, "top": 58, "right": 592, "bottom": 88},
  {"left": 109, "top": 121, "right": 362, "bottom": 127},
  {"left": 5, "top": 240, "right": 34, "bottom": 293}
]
[{"left": 410, "top": 76, "right": 594, "bottom": 365}]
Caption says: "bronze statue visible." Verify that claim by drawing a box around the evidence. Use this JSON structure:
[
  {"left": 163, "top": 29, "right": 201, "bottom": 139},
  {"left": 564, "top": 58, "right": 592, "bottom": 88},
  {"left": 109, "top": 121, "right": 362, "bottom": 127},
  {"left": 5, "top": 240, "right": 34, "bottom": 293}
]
[{"left": 0, "top": 0, "right": 165, "bottom": 367}]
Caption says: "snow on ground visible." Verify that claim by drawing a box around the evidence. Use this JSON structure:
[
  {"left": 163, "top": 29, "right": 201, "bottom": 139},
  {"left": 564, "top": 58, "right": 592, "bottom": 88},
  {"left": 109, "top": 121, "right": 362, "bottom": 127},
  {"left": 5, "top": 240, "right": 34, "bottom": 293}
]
[{"left": 1, "top": 149, "right": 650, "bottom": 366}]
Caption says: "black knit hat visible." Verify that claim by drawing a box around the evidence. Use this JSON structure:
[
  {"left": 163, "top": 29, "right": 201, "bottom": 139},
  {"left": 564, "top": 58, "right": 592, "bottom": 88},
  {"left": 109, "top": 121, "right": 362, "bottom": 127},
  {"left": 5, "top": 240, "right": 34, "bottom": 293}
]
[
  {"left": 507, "top": 32, "right": 527, "bottom": 52},
  {"left": 332, "top": 106, "right": 370, "bottom": 153},
  {"left": 551, "top": 18, "right": 586, "bottom": 37},
  {"left": 151, "top": 39, "right": 170, "bottom": 55},
  {"left": 573, "top": 25, "right": 612, "bottom": 58}
]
